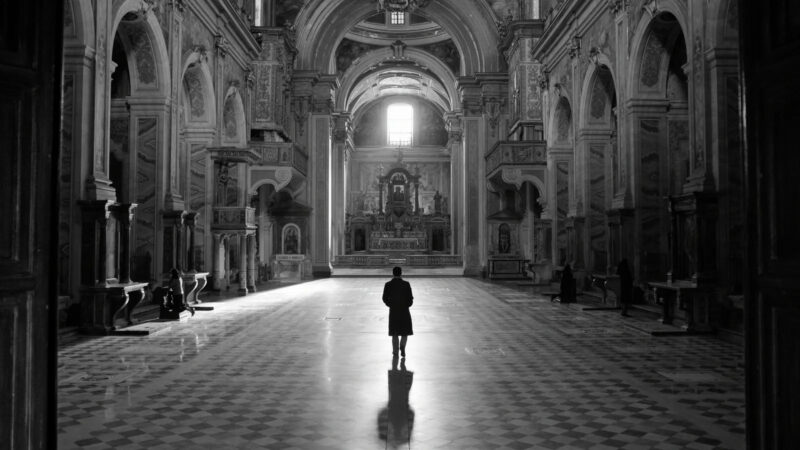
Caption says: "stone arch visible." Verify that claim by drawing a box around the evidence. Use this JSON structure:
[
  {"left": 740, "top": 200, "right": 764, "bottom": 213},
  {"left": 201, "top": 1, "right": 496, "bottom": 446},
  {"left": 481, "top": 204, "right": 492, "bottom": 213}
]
[
  {"left": 627, "top": 5, "right": 692, "bottom": 282},
  {"left": 110, "top": 1, "right": 171, "bottom": 96},
  {"left": 710, "top": 0, "right": 739, "bottom": 47},
  {"left": 294, "top": 0, "right": 500, "bottom": 75},
  {"left": 181, "top": 52, "right": 217, "bottom": 129},
  {"left": 627, "top": 1, "right": 689, "bottom": 99},
  {"left": 250, "top": 179, "right": 279, "bottom": 198},
  {"left": 579, "top": 63, "right": 619, "bottom": 273},
  {"left": 578, "top": 59, "right": 618, "bottom": 129},
  {"left": 221, "top": 86, "right": 248, "bottom": 147},
  {"left": 63, "top": 0, "right": 94, "bottom": 46},
  {"left": 550, "top": 96, "right": 573, "bottom": 145},
  {"left": 337, "top": 47, "right": 461, "bottom": 112}
]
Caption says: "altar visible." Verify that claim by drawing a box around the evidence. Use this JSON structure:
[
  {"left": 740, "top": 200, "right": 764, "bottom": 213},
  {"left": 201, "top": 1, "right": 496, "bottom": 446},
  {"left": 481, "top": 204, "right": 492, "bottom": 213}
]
[
  {"left": 370, "top": 231, "right": 427, "bottom": 251},
  {"left": 344, "top": 164, "right": 451, "bottom": 257}
]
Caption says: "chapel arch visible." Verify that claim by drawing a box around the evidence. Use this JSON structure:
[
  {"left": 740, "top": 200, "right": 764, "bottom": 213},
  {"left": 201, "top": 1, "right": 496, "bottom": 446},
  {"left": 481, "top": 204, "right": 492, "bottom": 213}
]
[
  {"left": 222, "top": 86, "right": 248, "bottom": 147},
  {"left": 180, "top": 53, "right": 217, "bottom": 272},
  {"left": 628, "top": 10, "right": 691, "bottom": 282},
  {"left": 293, "top": 0, "right": 501, "bottom": 75},
  {"left": 106, "top": 4, "right": 172, "bottom": 282},
  {"left": 580, "top": 63, "right": 618, "bottom": 273}
]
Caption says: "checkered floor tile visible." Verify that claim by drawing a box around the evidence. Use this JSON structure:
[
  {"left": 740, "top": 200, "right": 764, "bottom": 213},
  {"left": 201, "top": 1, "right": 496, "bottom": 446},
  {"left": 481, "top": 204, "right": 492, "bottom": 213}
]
[{"left": 58, "top": 278, "right": 745, "bottom": 449}]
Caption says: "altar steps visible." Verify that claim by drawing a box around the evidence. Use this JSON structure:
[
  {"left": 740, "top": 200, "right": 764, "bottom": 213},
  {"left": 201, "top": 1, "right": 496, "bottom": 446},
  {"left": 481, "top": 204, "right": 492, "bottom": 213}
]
[{"left": 331, "top": 267, "right": 464, "bottom": 277}]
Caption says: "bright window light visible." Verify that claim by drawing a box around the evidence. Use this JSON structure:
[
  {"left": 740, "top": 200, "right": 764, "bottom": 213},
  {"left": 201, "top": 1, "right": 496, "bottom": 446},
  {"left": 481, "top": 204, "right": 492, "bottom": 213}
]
[
  {"left": 388, "top": 103, "right": 413, "bottom": 146},
  {"left": 390, "top": 11, "right": 405, "bottom": 25}
]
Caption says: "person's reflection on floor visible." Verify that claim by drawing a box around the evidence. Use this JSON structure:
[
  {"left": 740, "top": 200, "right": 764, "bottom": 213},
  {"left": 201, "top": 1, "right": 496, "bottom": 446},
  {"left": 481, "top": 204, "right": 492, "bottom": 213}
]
[{"left": 377, "top": 356, "right": 415, "bottom": 448}]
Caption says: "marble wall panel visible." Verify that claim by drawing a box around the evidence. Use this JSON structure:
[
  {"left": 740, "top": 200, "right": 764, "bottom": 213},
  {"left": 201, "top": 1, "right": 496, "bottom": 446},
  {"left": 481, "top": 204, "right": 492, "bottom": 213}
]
[
  {"left": 109, "top": 117, "right": 129, "bottom": 201},
  {"left": 253, "top": 62, "right": 276, "bottom": 125},
  {"left": 556, "top": 161, "right": 569, "bottom": 265},
  {"left": 639, "top": 119, "right": 666, "bottom": 279},
  {"left": 183, "top": 66, "right": 205, "bottom": 119},
  {"left": 119, "top": 22, "right": 156, "bottom": 87},
  {"left": 190, "top": 145, "right": 207, "bottom": 270},
  {"left": 726, "top": 76, "right": 744, "bottom": 282},
  {"left": 668, "top": 119, "right": 689, "bottom": 194},
  {"left": 589, "top": 144, "right": 606, "bottom": 272},
  {"left": 59, "top": 73, "right": 74, "bottom": 294},
  {"left": 134, "top": 117, "right": 158, "bottom": 281},
  {"left": 181, "top": 14, "right": 214, "bottom": 59},
  {"left": 466, "top": 124, "right": 479, "bottom": 245}
]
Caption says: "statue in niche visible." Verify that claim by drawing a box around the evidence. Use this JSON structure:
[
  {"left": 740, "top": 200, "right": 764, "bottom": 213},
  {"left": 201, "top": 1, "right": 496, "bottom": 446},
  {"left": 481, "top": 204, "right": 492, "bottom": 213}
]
[
  {"left": 434, "top": 191, "right": 442, "bottom": 215},
  {"left": 499, "top": 223, "right": 511, "bottom": 254}
]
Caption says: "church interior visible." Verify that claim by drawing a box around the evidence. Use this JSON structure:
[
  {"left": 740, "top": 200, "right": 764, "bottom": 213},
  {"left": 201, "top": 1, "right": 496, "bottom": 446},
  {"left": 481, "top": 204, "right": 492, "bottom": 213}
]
[{"left": 2, "top": 0, "right": 800, "bottom": 448}]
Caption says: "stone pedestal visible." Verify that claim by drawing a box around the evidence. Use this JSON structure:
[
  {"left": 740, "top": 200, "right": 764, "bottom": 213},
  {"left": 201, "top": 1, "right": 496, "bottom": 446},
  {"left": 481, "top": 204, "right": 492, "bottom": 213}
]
[{"left": 79, "top": 282, "right": 148, "bottom": 335}]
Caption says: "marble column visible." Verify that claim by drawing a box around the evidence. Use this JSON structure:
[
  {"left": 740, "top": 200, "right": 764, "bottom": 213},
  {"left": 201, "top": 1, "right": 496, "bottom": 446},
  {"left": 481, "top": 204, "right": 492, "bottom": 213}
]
[
  {"left": 445, "top": 113, "right": 463, "bottom": 257},
  {"left": 308, "top": 75, "right": 338, "bottom": 277},
  {"left": 84, "top": 0, "right": 116, "bottom": 201},
  {"left": 238, "top": 234, "right": 248, "bottom": 294},
  {"left": 247, "top": 234, "right": 257, "bottom": 292},
  {"left": 212, "top": 233, "right": 223, "bottom": 290},
  {"left": 79, "top": 200, "right": 113, "bottom": 286}
]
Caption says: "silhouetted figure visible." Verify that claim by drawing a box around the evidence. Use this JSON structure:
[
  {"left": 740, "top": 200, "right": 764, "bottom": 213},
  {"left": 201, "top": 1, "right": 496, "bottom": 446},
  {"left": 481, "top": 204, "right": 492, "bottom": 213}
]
[
  {"left": 617, "top": 259, "right": 633, "bottom": 317},
  {"left": 168, "top": 268, "right": 184, "bottom": 311},
  {"left": 383, "top": 266, "right": 414, "bottom": 357},
  {"left": 559, "top": 264, "right": 576, "bottom": 303},
  {"left": 377, "top": 356, "right": 415, "bottom": 447}
]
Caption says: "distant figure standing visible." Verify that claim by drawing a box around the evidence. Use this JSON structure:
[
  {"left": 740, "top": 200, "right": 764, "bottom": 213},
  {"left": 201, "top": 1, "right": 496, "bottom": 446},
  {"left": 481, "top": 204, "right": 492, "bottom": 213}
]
[
  {"left": 168, "top": 268, "right": 184, "bottom": 311},
  {"left": 617, "top": 259, "right": 633, "bottom": 317},
  {"left": 559, "top": 264, "right": 576, "bottom": 303},
  {"left": 382, "top": 266, "right": 414, "bottom": 357}
]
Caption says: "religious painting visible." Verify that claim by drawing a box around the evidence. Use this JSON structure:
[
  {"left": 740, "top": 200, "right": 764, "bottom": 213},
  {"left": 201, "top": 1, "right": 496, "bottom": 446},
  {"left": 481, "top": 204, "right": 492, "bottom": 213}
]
[
  {"left": 282, "top": 223, "right": 301, "bottom": 254},
  {"left": 392, "top": 185, "right": 405, "bottom": 201}
]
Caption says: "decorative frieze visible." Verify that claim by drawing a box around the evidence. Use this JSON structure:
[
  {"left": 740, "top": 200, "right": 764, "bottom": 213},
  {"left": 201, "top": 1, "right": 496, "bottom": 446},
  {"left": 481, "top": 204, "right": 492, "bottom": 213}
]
[{"left": 374, "top": 0, "right": 432, "bottom": 13}]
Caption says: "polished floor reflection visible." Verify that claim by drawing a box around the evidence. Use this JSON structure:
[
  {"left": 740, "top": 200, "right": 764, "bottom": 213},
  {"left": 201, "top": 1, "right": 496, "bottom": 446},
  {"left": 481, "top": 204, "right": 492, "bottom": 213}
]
[{"left": 58, "top": 278, "right": 745, "bottom": 449}]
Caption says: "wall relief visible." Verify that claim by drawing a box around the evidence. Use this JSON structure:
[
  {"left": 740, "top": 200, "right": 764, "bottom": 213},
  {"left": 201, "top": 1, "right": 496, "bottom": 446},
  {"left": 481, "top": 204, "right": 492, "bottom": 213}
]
[{"left": 183, "top": 66, "right": 205, "bottom": 118}]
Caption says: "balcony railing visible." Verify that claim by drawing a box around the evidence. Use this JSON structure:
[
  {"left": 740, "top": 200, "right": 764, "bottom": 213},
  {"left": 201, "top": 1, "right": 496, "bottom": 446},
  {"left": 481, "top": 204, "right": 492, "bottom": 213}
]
[
  {"left": 212, "top": 207, "right": 256, "bottom": 230},
  {"left": 485, "top": 141, "right": 547, "bottom": 175},
  {"left": 252, "top": 143, "right": 308, "bottom": 176}
]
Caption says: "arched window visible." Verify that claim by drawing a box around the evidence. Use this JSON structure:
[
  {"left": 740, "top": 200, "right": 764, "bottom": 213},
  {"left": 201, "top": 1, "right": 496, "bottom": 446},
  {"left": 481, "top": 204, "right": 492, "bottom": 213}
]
[{"left": 387, "top": 103, "right": 413, "bottom": 146}]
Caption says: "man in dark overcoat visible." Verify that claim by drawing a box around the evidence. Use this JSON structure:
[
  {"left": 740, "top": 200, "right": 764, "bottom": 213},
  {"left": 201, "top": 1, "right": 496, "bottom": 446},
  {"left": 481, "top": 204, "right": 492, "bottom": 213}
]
[{"left": 382, "top": 266, "right": 414, "bottom": 357}]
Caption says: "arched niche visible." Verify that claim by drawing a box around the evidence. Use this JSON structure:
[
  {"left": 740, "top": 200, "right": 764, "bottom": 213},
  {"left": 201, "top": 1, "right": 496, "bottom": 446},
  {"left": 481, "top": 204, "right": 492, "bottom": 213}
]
[
  {"left": 627, "top": 0, "right": 689, "bottom": 99},
  {"left": 181, "top": 52, "right": 217, "bottom": 129},
  {"left": 579, "top": 63, "right": 619, "bottom": 272},
  {"left": 109, "top": 2, "right": 171, "bottom": 96},
  {"left": 550, "top": 96, "right": 574, "bottom": 145},
  {"left": 628, "top": 8, "right": 692, "bottom": 281},
  {"left": 281, "top": 223, "right": 301, "bottom": 255},
  {"left": 221, "top": 86, "right": 248, "bottom": 147},
  {"left": 293, "top": 0, "right": 501, "bottom": 75}
]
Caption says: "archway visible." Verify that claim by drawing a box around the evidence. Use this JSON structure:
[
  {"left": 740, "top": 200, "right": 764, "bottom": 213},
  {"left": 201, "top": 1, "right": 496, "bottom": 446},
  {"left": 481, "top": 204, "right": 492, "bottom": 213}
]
[
  {"left": 550, "top": 96, "right": 573, "bottom": 267},
  {"left": 580, "top": 63, "right": 618, "bottom": 273},
  {"left": 629, "top": 11, "right": 690, "bottom": 282},
  {"left": 180, "top": 52, "right": 217, "bottom": 273},
  {"left": 105, "top": 5, "right": 171, "bottom": 282}
]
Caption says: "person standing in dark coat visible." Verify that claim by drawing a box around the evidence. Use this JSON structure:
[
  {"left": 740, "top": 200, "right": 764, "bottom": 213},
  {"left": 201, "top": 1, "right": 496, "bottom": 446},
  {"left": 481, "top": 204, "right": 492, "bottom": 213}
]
[
  {"left": 382, "top": 266, "right": 414, "bottom": 357},
  {"left": 617, "top": 258, "right": 633, "bottom": 317}
]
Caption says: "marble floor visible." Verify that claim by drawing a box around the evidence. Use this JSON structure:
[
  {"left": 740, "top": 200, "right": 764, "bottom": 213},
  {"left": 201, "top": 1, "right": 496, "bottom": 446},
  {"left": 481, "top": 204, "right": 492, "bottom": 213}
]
[{"left": 58, "top": 278, "right": 745, "bottom": 450}]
